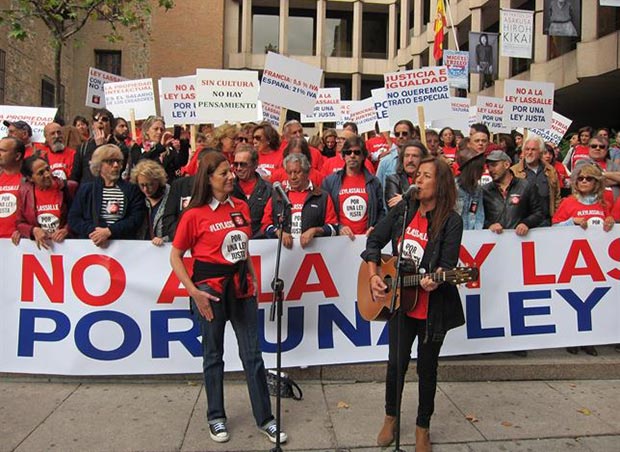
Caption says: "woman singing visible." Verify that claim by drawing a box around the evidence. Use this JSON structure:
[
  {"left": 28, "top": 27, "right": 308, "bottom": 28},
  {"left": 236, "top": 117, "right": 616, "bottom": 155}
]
[
  {"left": 169, "top": 152, "right": 286, "bottom": 445},
  {"left": 362, "top": 156, "right": 465, "bottom": 451}
]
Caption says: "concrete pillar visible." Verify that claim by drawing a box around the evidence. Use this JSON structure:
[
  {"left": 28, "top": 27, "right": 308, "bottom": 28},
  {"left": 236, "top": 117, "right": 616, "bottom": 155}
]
[
  {"left": 353, "top": 0, "right": 363, "bottom": 59},
  {"left": 388, "top": 2, "right": 397, "bottom": 59},
  {"left": 498, "top": 0, "right": 511, "bottom": 81},
  {"left": 316, "top": 0, "right": 326, "bottom": 59},
  {"left": 581, "top": 0, "right": 598, "bottom": 41},
  {"left": 352, "top": 72, "right": 362, "bottom": 100},
  {"left": 413, "top": 0, "right": 424, "bottom": 35},
  {"left": 241, "top": 0, "right": 252, "bottom": 54},
  {"left": 279, "top": 0, "right": 289, "bottom": 54},
  {"left": 400, "top": 0, "right": 411, "bottom": 49},
  {"left": 534, "top": 0, "right": 549, "bottom": 63}
]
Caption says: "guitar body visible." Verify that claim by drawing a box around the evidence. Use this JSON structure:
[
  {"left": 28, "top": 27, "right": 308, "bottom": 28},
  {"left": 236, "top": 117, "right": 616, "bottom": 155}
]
[{"left": 357, "top": 254, "right": 418, "bottom": 322}]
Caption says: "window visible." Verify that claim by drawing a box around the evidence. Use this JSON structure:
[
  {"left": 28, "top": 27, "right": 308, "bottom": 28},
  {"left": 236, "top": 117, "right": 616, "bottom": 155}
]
[
  {"left": 362, "top": 11, "right": 388, "bottom": 58},
  {"left": 288, "top": 8, "right": 316, "bottom": 55},
  {"left": 325, "top": 6, "right": 353, "bottom": 57},
  {"left": 0, "top": 49, "right": 5, "bottom": 104},
  {"left": 361, "top": 76, "right": 384, "bottom": 100},
  {"left": 95, "top": 50, "right": 122, "bottom": 75},
  {"left": 41, "top": 77, "right": 65, "bottom": 109},
  {"left": 325, "top": 76, "right": 352, "bottom": 101},
  {"left": 252, "top": 7, "right": 279, "bottom": 53}
]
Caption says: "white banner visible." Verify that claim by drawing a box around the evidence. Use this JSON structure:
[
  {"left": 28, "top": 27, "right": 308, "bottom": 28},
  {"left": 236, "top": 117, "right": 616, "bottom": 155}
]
[
  {"left": 504, "top": 80, "right": 554, "bottom": 129},
  {"left": 1, "top": 227, "right": 619, "bottom": 376},
  {"left": 159, "top": 76, "right": 197, "bottom": 126},
  {"left": 260, "top": 101, "right": 282, "bottom": 130},
  {"left": 529, "top": 111, "right": 573, "bottom": 146},
  {"left": 500, "top": 9, "right": 534, "bottom": 59},
  {"left": 336, "top": 101, "right": 353, "bottom": 129},
  {"left": 195, "top": 69, "right": 259, "bottom": 123},
  {"left": 85, "top": 67, "right": 127, "bottom": 109},
  {"left": 349, "top": 98, "right": 377, "bottom": 135},
  {"left": 600, "top": 0, "right": 620, "bottom": 5},
  {"left": 443, "top": 50, "right": 469, "bottom": 89},
  {"left": 384, "top": 66, "right": 452, "bottom": 126},
  {"left": 104, "top": 79, "right": 157, "bottom": 120},
  {"left": 259, "top": 52, "right": 322, "bottom": 115},
  {"left": 300, "top": 88, "right": 342, "bottom": 123},
  {"left": 476, "top": 96, "right": 510, "bottom": 133},
  {"left": 432, "top": 98, "right": 470, "bottom": 133},
  {"left": 371, "top": 88, "right": 391, "bottom": 132},
  {"left": 0, "top": 106, "right": 58, "bottom": 143}
]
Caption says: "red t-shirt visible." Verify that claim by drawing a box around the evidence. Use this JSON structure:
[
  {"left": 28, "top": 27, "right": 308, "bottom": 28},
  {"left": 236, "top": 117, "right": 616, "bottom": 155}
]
[
  {"left": 257, "top": 149, "right": 284, "bottom": 181},
  {"left": 321, "top": 154, "right": 375, "bottom": 177},
  {"left": 571, "top": 145, "right": 590, "bottom": 168},
  {"left": 34, "top": 185, "right": 64, "bottom": 233},
  {"left": 338, "top": 173, "right": 369, "bottom": 234},
  {"left": 270, "top": 167, "right": 324, "bottom": 188},
  {"left": 612, "top": 196, "right": 620, "bottom": 221},
  {"left": 552, "top": 196, "right": 611, "bottom": 226},
  {"left": 442, "top": 146, "right": 457, "bottom": 161},
  {"left": 173, "top": 198, "right": 253, "bottom": 296},
  {"left": 278, "top": 141, "right": 324, "bottom": 171},
  {"left": 237, "top": 177, "right": 257, "bottom": 198},
  {"left": 34, "top": 145, "right": 76, "bottom": 180},
  {"left": 365, "top": 136, "right": 389, "bottom": 167},
  {"left": 400, "top": 210, "right": 429, "bottom": 320},
  {"left": 0, "top": 172, "right": 21, "bottom": 238}
]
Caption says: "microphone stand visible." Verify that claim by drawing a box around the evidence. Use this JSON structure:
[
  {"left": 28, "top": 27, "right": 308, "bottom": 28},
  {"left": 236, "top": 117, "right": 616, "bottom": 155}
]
[
  {"left": 389, "top": 196, "right": 412, "bottom": 452},
  {"left": 268, "top": 199, "right": 290, "bottom": 452}
]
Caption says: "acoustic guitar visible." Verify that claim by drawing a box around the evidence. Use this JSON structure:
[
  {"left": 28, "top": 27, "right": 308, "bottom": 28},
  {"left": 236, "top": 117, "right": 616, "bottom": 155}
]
[{"left": 357, "top": 254, "right": 479, "bottom": 322}]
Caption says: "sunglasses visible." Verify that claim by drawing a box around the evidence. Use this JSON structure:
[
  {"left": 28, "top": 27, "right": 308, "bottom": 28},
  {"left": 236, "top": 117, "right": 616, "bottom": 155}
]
[
  {"left": 395, "top": 132, "right": 409, "bottom": 137},
  {"left": 252, "top": 135, "right": 263, "bottom": 141},
  {"left": 94, "top": 116, "right": 110, "bottom": 122},
  {"left": 577, "top": 176, "right": 595, "bottom": 182},
  {"left": 102, "top": 158, "right": 123, "bottom": 165},
  {"left": 232, "top": 161, "right": 249, "bottom": 168},
  {"left": 235, "top": 136, "right": 248, "bottom": 143},
  {"left": 343, "top": 149, "right": 362, "bottom": 156},
  {"left": 589, "top": 144, "right": 606, "bottom": 149}
]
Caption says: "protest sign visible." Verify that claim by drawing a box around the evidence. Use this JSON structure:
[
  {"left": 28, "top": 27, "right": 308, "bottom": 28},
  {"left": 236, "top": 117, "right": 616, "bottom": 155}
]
[
  {"left": 371, "top": 88, "right": 390, "bottom": 132},
  {"left": 443, "top": 50, "right": 469, "bottom": 89},
  {"left": 500, "top": 9, "right": 534, "bottom": 58},
  {"left": 336, "top": 101, "right": 353, "bottom": 129},
  {"left": 476, "top": 96, "right": 510, "bottom": 133},
  {"left": 260, "top": 101, "right": 282, "bottom": 130},
  {"left": 104, "top": 79, "right": 157, "bottom": 120},
  {"left": 529, "top": 111, "right": 573, "bottom": 145},
  {"left": 259, "top": 52, "right": 322, "bottom": 115},
  {"left": 85, "top": 67, "right": 126, "bottom": 108},
  {"left": 600, "top": 0, "right": 620, "bottom": 5},
  {"left": 504, "top": 80, "right": 554, "bottom": 129},
  {"left": 159, "top": 76, "right": 196, "bottom": 125},
  {"left": 300, "top": 88, "right": 341, "bottom": 123},
  {"left": 384, "top": 66, "right": 451, "bottom": 126},
  {"left": 432, "top": 98, "right": 470, "bottom": 133},
  {"left": 469, "top": 105, "right": 478, "bottom": 127},
  {"left": 0, "top": 106, "right": 58, "bottom": 143},
  {"left": 195, "top": 69, "right": 259, "bottom": 122},
  {"left": 348, "top": 98, "right": 378, "bottom": 134}
]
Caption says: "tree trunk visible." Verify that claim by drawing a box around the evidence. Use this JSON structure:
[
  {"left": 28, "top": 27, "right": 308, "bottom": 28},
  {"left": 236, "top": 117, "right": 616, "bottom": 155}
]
[{"left": 54, "top": 42, "right": 63, "bottom": 120}]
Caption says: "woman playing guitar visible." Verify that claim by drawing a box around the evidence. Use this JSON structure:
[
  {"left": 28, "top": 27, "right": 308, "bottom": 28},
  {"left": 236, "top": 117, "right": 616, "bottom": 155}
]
[{"left": 361, "top": 156, "right": 465, "bottom": 451}]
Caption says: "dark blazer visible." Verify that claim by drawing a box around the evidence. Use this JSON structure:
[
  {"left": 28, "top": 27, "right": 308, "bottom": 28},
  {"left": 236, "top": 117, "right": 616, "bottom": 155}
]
[{"left": 233, "top": 174, "right": 272, "bottom": 238}]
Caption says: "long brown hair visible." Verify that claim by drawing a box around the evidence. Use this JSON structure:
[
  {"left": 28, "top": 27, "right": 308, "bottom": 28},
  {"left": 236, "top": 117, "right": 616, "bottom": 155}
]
[
  {"left": 419, "top": 156, "right": 457, "bottom": 240},
  {"left": 186, "top": 151, "right": 228, "bottom": 210}
]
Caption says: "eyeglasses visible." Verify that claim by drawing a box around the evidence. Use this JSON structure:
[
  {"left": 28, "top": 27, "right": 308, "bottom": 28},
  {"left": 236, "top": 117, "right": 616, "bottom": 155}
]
[
  {"left": 232, "top": 161, "right": 249, "bottom": 168},
  {"left": 235, "top": 136, "right": 248, "bottom": 143},
  {"left": 343, "top": 149, "right": 362, "bottom": 156},
  {"left": 577, "top": 176, "right": 595, "bottom": 182},
  {"left": 102, "top": 158, "right": 123, "bottom": 165},
  {"left": 395, "top": 132, "right": 409, "bottom": 137},
  {"left": 589, "top": 144, "right": 606, "bottom": 149},
  {"left": 252, "top": 135, "right": 263, "bottom": 141},
  {"left": 94, "top": 116, "right": 110, "bottom": 122}
]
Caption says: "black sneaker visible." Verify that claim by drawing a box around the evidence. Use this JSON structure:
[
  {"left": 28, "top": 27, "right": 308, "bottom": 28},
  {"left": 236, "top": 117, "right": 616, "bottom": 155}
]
[
  {"left": 260, "top": 421, "right": 288, "bottom": 444},
  {"left": 209, "top": 421, "right": 229, "bottom": 443}
]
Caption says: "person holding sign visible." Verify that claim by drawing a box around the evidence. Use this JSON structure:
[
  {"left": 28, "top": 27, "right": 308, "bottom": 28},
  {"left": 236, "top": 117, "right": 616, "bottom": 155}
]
[
  {"left": 261, "top": 153, "right": 338, "bottom": 249},
  {"left": 169, "top": 151, "right": 287, "bottom": 445},
  {"left": 362, "top": 156, "right": 465, "bottom": 450},
  {"left": 12, "top": 155, "right": 74, "bottom": 249},
  {"left": 321, "top": 135, "right": 385, "bottom": 239}
]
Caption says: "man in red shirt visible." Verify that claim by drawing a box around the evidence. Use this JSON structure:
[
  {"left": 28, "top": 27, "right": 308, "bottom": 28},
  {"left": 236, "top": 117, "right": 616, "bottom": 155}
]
[
  {"left": 0, "top": 137, "right": 25, "bottom": 238},
  {"left": 279, "top": 120, "right": 324, "bottom": 171},
  {"left": 34, "top": 122, "right": 76, "bottom": 180}
]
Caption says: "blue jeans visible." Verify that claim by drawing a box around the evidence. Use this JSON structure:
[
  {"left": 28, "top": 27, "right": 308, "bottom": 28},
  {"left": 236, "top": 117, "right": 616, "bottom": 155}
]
[{"left": 192, "top": 282, "right": 273, "bottom": 427}]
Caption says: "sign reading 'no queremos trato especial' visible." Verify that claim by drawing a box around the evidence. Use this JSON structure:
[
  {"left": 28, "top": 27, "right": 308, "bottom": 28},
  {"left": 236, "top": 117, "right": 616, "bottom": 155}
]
[{"left": 259, "top": 52, "right": 323, "bottom": 116}]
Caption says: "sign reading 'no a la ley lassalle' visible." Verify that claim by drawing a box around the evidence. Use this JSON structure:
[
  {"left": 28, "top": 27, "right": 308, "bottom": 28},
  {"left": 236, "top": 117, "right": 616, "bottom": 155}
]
[
  {"left": 259, "top": 52, "right": 323, "bottom": 115},
  {"left": 85, "top": 67, "right": 127, "bottom": 108},
  {"left": 159, "top": 76, "right": 196, "bottom": 126},
  {"left": 503, "top": 80, "right": 554, "bottom": 129},
  {"left": 104, "top": 79, "right": 157, "bottom": 120},
  {"left": 476, "top": 96, "right": 510, "bottom": 133},
  {"left": 384, "top": 66, "right": 452, "bottom": 127},
  {"left": 300, "top": 88, "right": 342, "bottom": 123},
  {"left": 195, "top": 69, "right": 259, "bottom": 123}
]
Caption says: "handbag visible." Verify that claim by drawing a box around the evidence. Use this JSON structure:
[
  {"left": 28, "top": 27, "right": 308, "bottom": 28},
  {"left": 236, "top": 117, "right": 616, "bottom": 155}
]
[{"left": 265, "top": 370, "right": 303, "bottom": 401}]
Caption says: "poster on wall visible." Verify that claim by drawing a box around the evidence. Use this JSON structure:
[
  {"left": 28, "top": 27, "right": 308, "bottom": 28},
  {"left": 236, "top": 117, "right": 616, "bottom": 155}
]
[
  {"left": 469, "top": 32, "right": 499, "bottom": 89},
  {"left": 543, "top": 0, "right": 581, "bottom": 37},
  {"left": 500, "top": 9, "right": 534, "bottom": 58}
]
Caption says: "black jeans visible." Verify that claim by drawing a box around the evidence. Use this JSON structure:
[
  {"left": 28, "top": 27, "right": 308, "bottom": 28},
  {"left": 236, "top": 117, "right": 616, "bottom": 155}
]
[{"left": 385, "top": 314, "right": 443, "bottom": 428}]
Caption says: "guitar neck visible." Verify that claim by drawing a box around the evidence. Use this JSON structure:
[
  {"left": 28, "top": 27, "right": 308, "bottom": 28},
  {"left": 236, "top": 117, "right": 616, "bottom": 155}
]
[{"left": 402, "top": 272, "right": 445, "bottom": 287}]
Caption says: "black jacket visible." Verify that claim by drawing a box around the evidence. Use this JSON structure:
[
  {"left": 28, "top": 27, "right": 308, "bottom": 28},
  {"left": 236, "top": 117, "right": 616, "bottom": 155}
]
[
  {"left": 128, "top": 140, "right": 189, "bottom": 184},
  {"left": 384, "top": 172, "right": 412, "bottom": 209},
  {"left": 70, "top": 137, "right": 129, "bottom": 184},
  {"left": 361, "top": 199, "right": 465, "bottom": 343},
  {"left": 232, "top": 174, "right": 272, "bottom": 239},
  {"left": 482, "top": 174, "right": 544, "bottom": 229},
  {"left": 162, "top": 175, "right": 194, "bottom": 240}
]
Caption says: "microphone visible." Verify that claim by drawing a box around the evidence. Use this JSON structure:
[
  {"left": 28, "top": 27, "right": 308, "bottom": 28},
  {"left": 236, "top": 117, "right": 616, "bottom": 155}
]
[
  {"left": 273, "top": 182, "right": 292, "bottom": 207},
  {"left": 402, "top": 184, "right": 418, "bottom": 198}
]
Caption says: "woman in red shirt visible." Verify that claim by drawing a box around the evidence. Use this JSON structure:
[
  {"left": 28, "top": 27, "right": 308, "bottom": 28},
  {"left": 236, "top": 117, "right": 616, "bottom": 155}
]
[
  {"left": 13, "top": 155, "right": 73, "bottom": 249},
  {"left": 169, "top": 152, "right": 286, "bottom": 446}
]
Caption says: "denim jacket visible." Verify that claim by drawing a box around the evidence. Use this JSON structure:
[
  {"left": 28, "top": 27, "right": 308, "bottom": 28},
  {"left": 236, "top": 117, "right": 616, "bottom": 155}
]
[{"left": 455, "top": 181, "right": 485, "bottom": 230}]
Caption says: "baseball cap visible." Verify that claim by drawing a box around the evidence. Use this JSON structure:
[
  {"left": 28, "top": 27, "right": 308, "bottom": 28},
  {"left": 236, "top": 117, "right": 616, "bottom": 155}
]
[
  {"left": 485, "top": 150, "right": 512, "bottom": 163},
  {"left": 3, "top": 120, "right": 33, "bottom": 137}
]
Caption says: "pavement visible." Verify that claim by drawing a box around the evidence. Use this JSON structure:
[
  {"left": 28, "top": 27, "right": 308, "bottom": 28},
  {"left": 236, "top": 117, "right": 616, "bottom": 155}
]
[{"left": 2, "top": 347, "right": 620, "bottom": 452}]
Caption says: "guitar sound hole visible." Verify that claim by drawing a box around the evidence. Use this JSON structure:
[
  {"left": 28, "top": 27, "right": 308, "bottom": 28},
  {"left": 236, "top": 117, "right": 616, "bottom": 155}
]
[{"left": 383, "top": 275, "right": 392, "bottom": 293}]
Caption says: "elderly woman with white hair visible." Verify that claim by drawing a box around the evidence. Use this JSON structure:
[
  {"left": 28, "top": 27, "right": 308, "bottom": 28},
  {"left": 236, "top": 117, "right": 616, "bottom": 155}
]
[
  {"left": 131, "top": 159, "right": 171, "bottom": 246},
  {"left": 68, "top": 144, "right": 146, "bottom": 247}
]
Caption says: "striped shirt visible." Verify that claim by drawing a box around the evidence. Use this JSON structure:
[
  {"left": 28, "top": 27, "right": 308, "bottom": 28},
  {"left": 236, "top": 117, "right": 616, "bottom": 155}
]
[{"left": 100, "top": 186, "right": 125, "bottom": 225}]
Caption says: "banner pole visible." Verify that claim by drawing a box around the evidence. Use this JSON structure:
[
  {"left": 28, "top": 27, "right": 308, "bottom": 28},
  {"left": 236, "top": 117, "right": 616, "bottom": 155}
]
[
  {"left": 129, "top": 108, "right": 137, "bottom": 144},
  {"left": 278, "top": 107, "right": 287, "bottom": 135},
  {"left": 417, "top": 106, "right": 427, "bottom": 147},
  {"left": 445, "top": 0, "right": 460, "bottom": 50},
  {"left": 190, "top": 124, "right": 197, "bottom": 159}
]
